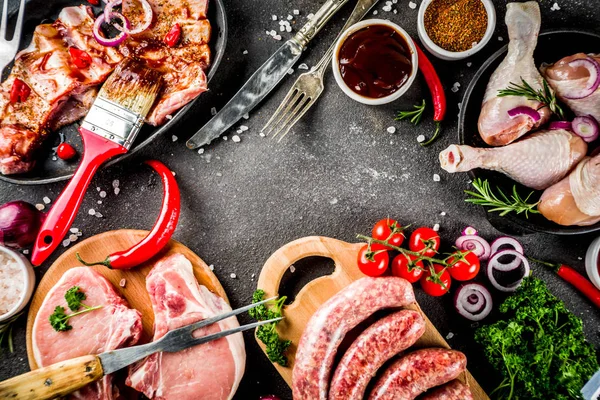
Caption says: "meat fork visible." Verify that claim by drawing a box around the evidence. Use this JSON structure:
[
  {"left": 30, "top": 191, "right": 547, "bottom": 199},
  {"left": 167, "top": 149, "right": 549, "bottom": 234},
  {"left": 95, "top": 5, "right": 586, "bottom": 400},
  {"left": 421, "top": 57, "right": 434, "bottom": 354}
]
[
  {"left": 0, "top": 0, "right": 25, "bottom": 72},
  {"left": 0, "top": 297, "right": 282, "bottom": 400},
  {"left": 261, "top": 0, "right": 381, "bottom": 141}
]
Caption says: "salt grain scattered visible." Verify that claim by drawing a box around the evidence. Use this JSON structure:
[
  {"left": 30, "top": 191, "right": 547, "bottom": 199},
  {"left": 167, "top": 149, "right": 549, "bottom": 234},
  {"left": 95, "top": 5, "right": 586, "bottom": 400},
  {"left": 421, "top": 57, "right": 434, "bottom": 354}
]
[
  {"left": 209, "top": 264, "right": 215, "bottom": 271},
  {"left": 270, "top": 29, "right": 277, "bottom": 36},
  {"left": 467, "top": 62, "right": 472, "bottom": 67},
  {"left": 498, "top": 36, "right": 503, "bottom": 41},
  {"left": 237, "top": 129, "right": 242, "bottom": 134},
  {"left": 165, "top": 115, "right": 173, "bottom": 120},
  {"left": 307, "top": 13, "right": 314, "bottom": 19},
  {"left": 239, "top": 125, "right": 249, "bottom": 131},
  {"left": 119, "top": 278, "right": 127, "bottom": 288},
  {"left": 211, "top": 107, "right": 217, "bottom": 116},
  {"left": 551, "top": 2, "right": 560, "bottom": 10},
  {"left": 440, "top": 211, "right": 447, "bottom": 216},
  {"left": 243, "top": 113, "right": 249, "bottom": 119},
  {"left": 286, "top": 25, "right": 292, "bottom": 33},
  {"left": 62, "top": 239, "right": 71, "bottom": 247},
  {"left": 99, "top": 191, "right": 107, "bottom": 198},
  {"left": 416, "top": 135, "right": 426, "bottom": 143},
  {"left": 52, "top": 156, "right": 58, "bottom": 161},
  {"left": 114, "top": 187, "right": 121, "bottom": 195},
  {"left": 387, "top": 126, "right": 396, "bottom": 134},
  {"left": 298, "top": 63, "right": 309, "bottom": 70},
  {"left": 433, "top": 174, "right": 441, "bottom": 182},
  {"left": 372, "top": 10, "right": 378, "bottom": 14},
  {"left": 293, "top": 9, "right": 299, "bottom": 15},
  {"left": 22, "top": 249, "right": 29, "bottom": 255},
  {"left": 198, "top": 148, "right": 205, "bottom": 154},
  {"left": 287, "top": 14, "right": 293, "bottom": 20},
  {"left": 70, "top": 228, "right": 79, "bottom": 234},
  {"left": 232, "top": 135, "right": 241, "bottom": 143},
  {"left": 433, "top": 223, "right": 440, "bottom": 232},
  {"left": 393, "top": 9, "right": 397, "bottom": 14},
  {"left": 287, "top": 68, "right": 294, "bottom": 75},
  {"left": 223, "top": 136, "right": 228, "bottom": 141},
  {"left": 272, "top": 14, "right": 278, "bottom": 20},
  {"left": 290, "top": 265, "right": 296, "bottom": 273},
  {"left": 112, "top": 179, "right": 120, "bottom": 188},
  {"left": 69, "top": 234, "right": 78, "bottom": 242},
  {"left": 330, "top": 198, "right": 338, "bottom": 205},
  {"left": 35, "top": 203, "right": 45, "bottom": 211},
  {"left": 95, "top": 212, "right": 103, "bottom": 218},
  {"left": 242, "top": 50, "right": 248, "bottom": 55},
  {"left": 446, "top": 332, "right": 454, "bottom": 340},
  {"left": 382, "top": 5, "right": 392, "bottom": 11},
  {"left": 172, "top": 135, "right": 178, "bottom": 142},
  {"left": 43, "top": 196, "right": 51, "bottom": 204},
  {"left": 96, "top": 187, "right": 101, "bottom": 192},
  {"left": 409, "top": 1, "right": 417, "bottom": 9},
  {"left": 230, "top": 273, "right": 237, "bottom": 279},
  {"left": 259, "top": 132, "right": 266, "bottom": 137},
  {"left": 274, "top": 35, "right": 282, "bottom": 41}
]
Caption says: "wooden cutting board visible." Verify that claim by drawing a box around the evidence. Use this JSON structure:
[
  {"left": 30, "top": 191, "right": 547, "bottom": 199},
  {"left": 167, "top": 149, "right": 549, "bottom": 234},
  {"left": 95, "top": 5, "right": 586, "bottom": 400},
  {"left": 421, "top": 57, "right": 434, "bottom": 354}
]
[
  {"left": 25, "top": 229, "right": 227, "bottom": 370},
  {"left": 256, "top": 236, "right": 489, "bottom": 399}
]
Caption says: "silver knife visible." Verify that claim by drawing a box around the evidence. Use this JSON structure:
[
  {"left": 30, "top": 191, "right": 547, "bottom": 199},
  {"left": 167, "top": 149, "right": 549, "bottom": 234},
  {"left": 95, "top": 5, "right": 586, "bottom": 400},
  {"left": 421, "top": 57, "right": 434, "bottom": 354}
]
[
  {"left": 186, "top": 0, "right": 351, "bottom": 149},
  {"left": 0, "top": 298, "right": 281, "bottom": 400},
  {"left": 582, "top": 369, "right": 600, "bottom": 400}
]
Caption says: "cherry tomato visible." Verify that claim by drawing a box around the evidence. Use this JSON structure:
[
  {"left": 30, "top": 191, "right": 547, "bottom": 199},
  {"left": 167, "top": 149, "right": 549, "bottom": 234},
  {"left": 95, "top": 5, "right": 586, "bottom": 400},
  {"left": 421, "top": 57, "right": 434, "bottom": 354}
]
[
  {"left": 391, "top": 253, "right": 424, "bottom": 283},
  {"left": 69, "top": 47, "right": 92, "bottom": 69},
  {"left": 9, "top": 78, "right": 31, "bottom": 104},
  {"left": 88, "top": 0, "right": 99, "bottom": 5},
  {"left": 420, "top": 264, "right": 451, "bottom": 296},
  {"left": 57, "top": 143, "right": 77, "bottom": 160},
  {"left": 372, "top": 218, "right": 405, "bottom": 248},
  {"left": 357, "top": 244, "right": 389, "bottom": 277},
  {"left": 164, "top": 23, "right": 182, "bottom": 47},
  {"left": 409, "top": 227, "right": 440, "bottom": 257},
  {"left": 447, "top": 251, "right": 480, "bottom": 281}
]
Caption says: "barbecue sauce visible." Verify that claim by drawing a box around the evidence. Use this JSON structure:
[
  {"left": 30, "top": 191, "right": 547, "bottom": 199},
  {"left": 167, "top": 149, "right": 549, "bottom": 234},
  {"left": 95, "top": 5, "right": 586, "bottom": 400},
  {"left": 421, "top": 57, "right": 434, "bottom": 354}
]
[{"left": 338, "top": 25, "right": 413, "bottom": 99}]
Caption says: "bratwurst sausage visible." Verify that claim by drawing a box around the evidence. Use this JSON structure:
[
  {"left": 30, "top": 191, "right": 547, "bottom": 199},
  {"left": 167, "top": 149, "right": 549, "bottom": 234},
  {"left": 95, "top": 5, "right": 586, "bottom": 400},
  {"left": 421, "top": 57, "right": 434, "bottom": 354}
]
[
  {"left": 328, "top": 309, "right": 426, "bottom": 400},
  {"left": 368, "top": 348, "right": 467, "bottom": 400},
  {"left": 292, "top": 277, "right": 415, "bottom": 400},
  {"left": 421, "top": 380, "right": 474, "bottom": 400}
]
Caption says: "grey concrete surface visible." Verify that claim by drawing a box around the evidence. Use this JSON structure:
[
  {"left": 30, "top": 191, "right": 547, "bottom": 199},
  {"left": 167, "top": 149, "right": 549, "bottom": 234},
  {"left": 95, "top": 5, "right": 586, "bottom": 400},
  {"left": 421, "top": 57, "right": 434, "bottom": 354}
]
[{"left": 1, "top": 0, "right": 599, "bottom": 398}]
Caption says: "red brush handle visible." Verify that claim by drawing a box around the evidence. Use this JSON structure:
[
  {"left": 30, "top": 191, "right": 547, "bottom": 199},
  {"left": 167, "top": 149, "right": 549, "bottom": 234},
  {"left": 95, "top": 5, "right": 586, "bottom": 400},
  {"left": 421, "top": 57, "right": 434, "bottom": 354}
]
[{"left": 31, "top": 129, "right": 127, "bottom": 266}]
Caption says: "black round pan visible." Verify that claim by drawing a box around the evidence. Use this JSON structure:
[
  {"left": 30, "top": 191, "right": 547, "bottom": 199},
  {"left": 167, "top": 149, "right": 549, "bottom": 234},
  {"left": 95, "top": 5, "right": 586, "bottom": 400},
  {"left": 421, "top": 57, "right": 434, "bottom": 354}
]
[
  {"left": 459, "top": 30, "right": 600, "bottom": 236},
  {"left": 0, "top": 0, "right": 227, "bottom": 185}
]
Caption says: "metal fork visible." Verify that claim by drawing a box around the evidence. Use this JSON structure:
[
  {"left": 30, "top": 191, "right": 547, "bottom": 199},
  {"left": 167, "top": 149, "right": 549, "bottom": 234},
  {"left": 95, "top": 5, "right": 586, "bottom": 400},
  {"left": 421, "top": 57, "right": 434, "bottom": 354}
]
[
  {"left": 0, "top": 0, "right": 25, "bottom": 72},
  {"left": 261, "top": 0, "right": 381, "bottom": 141}
]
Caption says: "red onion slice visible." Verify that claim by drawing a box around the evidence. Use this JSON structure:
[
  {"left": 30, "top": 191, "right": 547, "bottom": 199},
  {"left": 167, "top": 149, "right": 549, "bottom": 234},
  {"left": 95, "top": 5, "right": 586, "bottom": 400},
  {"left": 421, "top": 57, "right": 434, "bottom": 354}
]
[
  {"left": 549, "top": 121, "right": 572, "bottom": 130},
  {"left": 572, "top": 115, "right": 599, "bottom": 143},
  {"left": 108, "top": 0, "right": 153, "bottom": 35},
  {"left": 93, "top": 12, "right": 130, "bottom": 47},
  {"left": 487, "top": 250, "right": 530, "bottom": 292},
  {"left": 461, "top": 226, "right": 479, "bottom": 236},
  {"left": 563, "top": 57, "right": 600, "bottom": 100},
  {"left": 490, "top": 236, "right": 524, "bottom": 256},
  {"left": 454, "top": 283, "right": 493, "bottom": 321},
  {"left": 507, "top": 106, "right": 541, "bottom": 122},
  {"left": 455, "top": 235, "right": 491, "bottom": 261}
]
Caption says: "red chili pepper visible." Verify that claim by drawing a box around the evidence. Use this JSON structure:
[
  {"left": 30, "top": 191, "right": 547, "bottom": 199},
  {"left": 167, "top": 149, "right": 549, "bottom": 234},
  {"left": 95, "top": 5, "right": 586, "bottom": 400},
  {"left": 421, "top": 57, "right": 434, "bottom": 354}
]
[
  {"left": 164, "top": 23, "right": 182, "bottom": 48},
  {"left": 77, "top": 160, "right": 181, "bottom": 269},
  {"left": 9, "top": 78, "right": 31, "bottom": 104},
  {"left": 414, "top": 43, "right": 446, "bottom": 146},
  {"left": 531, "top": 258, "right": 600, "bottom": 308},
  {"left": 57, "top": 143, "right": 77, "bottom": 160},
  {"left": 69, "top": 47, "right": 92, "bottom": 69}
]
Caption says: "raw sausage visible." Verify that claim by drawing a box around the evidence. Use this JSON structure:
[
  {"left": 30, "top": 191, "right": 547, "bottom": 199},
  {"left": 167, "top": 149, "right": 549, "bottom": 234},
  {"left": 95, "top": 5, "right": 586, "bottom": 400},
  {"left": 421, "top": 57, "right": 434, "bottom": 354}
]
[
  {"left": 421, "top": 380, "right": 474, "bottom": 400},
  {"left": 292, "top": 277, "right": 416, "bottom": 400},
  {"left": 368, "top": 348, "right": 467, "bottom": 400},
  {"left": 328, "top": 310, "right": 426, "bottom": 400}
]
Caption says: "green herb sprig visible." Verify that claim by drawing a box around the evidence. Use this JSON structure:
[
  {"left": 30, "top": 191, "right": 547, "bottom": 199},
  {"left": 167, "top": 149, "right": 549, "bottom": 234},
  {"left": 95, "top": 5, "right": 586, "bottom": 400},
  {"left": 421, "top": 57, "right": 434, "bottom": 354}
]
[
  {"left": 498, "top": 78, "right": 566, "bottom": 120},
  {"left": 464, "top": 178, "right": 540, "bottom": 217},
  {"left": 249, "top": 289, "right": 290, "bottom": 366},
  {"left": 395, "top": 99, "right": 426, "bottom": 125},
  {"left": 49, "top": 286, "right": 102, "bottom": 332},
  {"left": 0, "top": 312, "right": 23, "bottom": 353}
]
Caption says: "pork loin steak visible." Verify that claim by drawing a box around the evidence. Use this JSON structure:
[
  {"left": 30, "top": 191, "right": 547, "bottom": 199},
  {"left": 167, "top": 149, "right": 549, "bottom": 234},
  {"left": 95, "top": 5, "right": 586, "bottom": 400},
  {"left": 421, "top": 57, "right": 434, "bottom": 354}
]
[
  {"left": 126, "top": 254, "right": 245, "bottom": 400},
  {"left": 32, "top": 267, "right": 143, "bottom": 400}
]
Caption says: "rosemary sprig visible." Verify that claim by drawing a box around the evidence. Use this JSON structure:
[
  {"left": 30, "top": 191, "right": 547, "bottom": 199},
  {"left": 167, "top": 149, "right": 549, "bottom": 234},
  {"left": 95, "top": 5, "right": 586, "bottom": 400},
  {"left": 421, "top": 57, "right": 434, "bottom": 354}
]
[
  {"left": 0, "top": 312, "right": 23, "bottom": 354},
  {"left": 464, "top": 178, "right": 540, "bottom": 217},
  {"left": 497, "top": 78, "right": 566, "bottom": 120},
  {"left": 395, "top": 99, "right": 426, "bottom": 125}
]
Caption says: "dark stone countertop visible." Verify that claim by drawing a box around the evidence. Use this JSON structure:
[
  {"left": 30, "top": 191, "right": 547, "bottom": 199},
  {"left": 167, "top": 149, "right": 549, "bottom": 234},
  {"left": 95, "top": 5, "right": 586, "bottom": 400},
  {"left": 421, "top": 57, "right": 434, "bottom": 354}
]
[{"left": 1, "top": 0, "right": 599, "bottom": 398}]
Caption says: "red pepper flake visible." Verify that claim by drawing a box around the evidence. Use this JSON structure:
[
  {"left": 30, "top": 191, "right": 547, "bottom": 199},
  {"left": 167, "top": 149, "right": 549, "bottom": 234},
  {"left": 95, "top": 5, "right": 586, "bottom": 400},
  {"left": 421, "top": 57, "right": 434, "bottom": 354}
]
[
  {"left": 9, "top": 78, "right": 31, "bottom": 104},
  {"left": 69, "top": 47, "right": 92, "bottom": 69},
  {"left": 164, "top": 23, "right": 182, "bottom": 48}
]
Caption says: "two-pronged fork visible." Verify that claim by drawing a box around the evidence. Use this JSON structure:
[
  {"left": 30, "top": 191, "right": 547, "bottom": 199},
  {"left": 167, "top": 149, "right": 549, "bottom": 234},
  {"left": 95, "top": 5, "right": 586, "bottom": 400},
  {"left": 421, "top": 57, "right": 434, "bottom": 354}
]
[
  {"left": 0, "top": 0, "right": 25, "bottom": 72},
  {"left": 261, "top": 0, "right": 381, "bottom": 141}
]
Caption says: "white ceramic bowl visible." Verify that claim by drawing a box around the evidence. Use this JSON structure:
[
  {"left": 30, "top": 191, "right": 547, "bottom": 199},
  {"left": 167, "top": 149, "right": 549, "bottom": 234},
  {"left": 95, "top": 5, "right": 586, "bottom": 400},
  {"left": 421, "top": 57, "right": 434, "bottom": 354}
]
[
  {"left": 417, "top": 0, "right": 496, "bottom": 61},
  {"left": 0, "top": 246, "right": 35, "bottom": 323},
  {"left": 332, "top": 19, "right": 419, "bottom": 106},
  {"left": 585, "top": 236, "right": 600, "bottom": 291}
]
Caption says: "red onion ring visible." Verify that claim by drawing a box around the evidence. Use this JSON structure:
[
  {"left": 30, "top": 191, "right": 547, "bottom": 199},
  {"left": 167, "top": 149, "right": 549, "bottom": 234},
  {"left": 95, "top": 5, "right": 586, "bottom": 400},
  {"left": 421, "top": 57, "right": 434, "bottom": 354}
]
[
  {"left": 490, "top": 236, "right": 524, "bottom": 256},
  {"left": 455, "top": 235, "right": 491, "bottom": 261},
  {"left": 107, "top": 0, "right": 153, "bottom": 35},
  {"left": 461, "top": 226, "right": 478, "bottom": 236},
  {"left": 487, "top": 250, "right": 530, "bottom": 292},
  {"left": 93, "top": 12, "right": 130, "bottom": 47},
  {"left": 454, "top": 283, "right": 493, "bottom": 321},
  {"left": 548, "top": 121, "right": 572, "bottom": 131},
  {"left": 104, "top": 0, "right": 122, "bottom": 22},
  {"left": 572, "top": 115, "right": 599, "bottom": 143},
  {"left": 507, "top": 106, "right": 541, "bottom": 122},
  {"left": 563, "top": 57, "right": 600, "bottom": 100}
]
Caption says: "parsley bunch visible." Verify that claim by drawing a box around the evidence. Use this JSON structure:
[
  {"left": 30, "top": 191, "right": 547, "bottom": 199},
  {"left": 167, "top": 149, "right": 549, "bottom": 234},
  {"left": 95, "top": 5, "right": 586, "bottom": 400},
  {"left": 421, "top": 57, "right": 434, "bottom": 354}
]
[
  {"left": 49, "top": 286, "right": 102, "bottom": 332},
  {"left": 249, "top": 289, "right": 290, "bottom": 366},
  {"left": 475, "top": 277, "right": 599, "bottom": 399}
]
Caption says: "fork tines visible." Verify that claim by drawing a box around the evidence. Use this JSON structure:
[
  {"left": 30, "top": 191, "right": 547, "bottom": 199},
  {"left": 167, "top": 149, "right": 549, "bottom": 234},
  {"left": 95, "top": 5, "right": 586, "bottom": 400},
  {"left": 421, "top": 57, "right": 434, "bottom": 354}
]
[
  {"left": 0, "top": 0, "right": 26, "bottom": 71},
  {"left": 261, "top": 87, "right": 315, "bottom": 141}
]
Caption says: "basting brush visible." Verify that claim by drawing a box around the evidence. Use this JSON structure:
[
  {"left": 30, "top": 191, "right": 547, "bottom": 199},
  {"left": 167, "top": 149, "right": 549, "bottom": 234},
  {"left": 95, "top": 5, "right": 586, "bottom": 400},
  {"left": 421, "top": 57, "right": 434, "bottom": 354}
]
[{"left": 31, "top": 58, "right": 162, "bottom": 266}]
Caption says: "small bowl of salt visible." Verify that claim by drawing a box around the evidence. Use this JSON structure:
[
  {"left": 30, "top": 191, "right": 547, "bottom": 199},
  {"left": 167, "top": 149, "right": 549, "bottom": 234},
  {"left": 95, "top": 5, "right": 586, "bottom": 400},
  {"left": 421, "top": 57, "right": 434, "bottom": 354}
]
[{"left": 0, "top": 246, "right": 35, "bottom": 322}]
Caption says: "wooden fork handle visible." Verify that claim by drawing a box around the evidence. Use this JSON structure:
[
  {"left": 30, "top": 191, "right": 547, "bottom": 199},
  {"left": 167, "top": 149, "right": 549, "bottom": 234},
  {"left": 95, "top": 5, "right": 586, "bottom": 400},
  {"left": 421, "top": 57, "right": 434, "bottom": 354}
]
[{"left": 0, "top": 355, "right": 104, "bottom": 400}]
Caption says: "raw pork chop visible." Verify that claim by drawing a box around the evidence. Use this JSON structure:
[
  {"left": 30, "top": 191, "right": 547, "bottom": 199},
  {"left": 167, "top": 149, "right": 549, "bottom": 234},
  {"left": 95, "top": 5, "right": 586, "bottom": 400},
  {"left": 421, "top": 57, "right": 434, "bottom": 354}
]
[
  {"left": 126, "top": 254, "right": 245, "bottom": 400},
  {"left": 32, "top": 267, "right": 142, "bottom": 400}
]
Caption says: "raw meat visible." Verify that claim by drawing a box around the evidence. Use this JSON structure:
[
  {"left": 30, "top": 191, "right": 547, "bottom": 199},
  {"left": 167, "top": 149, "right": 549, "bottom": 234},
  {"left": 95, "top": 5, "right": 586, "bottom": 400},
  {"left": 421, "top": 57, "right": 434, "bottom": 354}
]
[
  {"left": 478, "top": 2, "right": 550, "bottom": 146},
  {"left": 420, "top": 380, "right": 474, "bottom": 400},
  {"left": 292, "top": 277, "right": 416, "bottom": 400},
  {"left": 439, "top": 129, "right": 587, "bottom": 190},
  {"left": 32, "top": 267, "right": 143, "bottom": 400},
  {"left": 126, "top": 254, "right": 245, "bottom": 400},
  {"left": 542, "top": 53, "right": 600, "bottom": 122}
]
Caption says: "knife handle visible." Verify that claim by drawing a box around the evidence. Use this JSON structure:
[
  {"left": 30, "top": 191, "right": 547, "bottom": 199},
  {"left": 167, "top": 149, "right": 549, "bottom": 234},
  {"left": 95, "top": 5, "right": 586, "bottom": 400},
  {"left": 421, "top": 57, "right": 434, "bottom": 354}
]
[
  {"left": 0, "top": 355, "right": 104, "bottom": 400},
  {"left": 293, "top": 0, "right": 351, "bottom": 48}
]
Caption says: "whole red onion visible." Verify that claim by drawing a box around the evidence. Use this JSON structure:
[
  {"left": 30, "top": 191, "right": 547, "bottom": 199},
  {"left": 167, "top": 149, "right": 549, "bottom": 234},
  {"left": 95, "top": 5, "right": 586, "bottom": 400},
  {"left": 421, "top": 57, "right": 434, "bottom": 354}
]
[{"left": 0, "top": 201, "right": 44, "bottom": 249}]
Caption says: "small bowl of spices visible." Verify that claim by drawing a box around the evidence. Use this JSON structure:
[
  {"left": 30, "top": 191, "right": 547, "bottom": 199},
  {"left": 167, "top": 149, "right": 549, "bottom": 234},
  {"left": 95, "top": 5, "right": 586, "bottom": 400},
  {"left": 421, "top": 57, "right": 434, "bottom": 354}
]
[
  {"left": 0, "top": 246, "right": 35, "bottom": 322},
  {"left": 332, "top": 19, "right": 418, "bottom": 105},
  {"left": 418, "top": 0, "right": 496, "bottom": 60}
]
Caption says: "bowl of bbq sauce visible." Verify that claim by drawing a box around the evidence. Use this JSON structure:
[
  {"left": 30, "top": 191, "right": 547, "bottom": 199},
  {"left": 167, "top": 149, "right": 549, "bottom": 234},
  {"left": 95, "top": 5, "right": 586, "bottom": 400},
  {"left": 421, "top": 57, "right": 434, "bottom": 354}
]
[{"left": 332, "top": 19, "right": 418, "bottom": 105}]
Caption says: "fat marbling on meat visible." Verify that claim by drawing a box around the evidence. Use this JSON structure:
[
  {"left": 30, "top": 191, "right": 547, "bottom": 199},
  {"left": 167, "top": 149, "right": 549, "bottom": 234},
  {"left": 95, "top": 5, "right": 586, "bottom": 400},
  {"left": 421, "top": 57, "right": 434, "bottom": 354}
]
[
  {"left": 32, "top": 267, "right": 143, "bottom": 400},
  {"left": 126, "top": 253, "right": 245, "bottom": 400}
]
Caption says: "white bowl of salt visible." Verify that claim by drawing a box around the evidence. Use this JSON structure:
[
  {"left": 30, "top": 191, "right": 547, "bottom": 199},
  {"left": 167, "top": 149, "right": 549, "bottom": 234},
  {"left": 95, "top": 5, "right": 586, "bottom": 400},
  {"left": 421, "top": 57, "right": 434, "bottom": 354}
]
[{"left": 0, "top": 246, "right": 35, "bottom": 323}]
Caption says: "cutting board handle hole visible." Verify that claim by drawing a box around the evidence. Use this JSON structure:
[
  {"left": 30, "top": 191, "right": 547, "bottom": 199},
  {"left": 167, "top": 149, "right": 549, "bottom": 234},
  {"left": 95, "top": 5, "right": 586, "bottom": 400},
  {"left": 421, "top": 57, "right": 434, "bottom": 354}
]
[{"left": 278, "top": 256, "right": 336, "bottom": 304}]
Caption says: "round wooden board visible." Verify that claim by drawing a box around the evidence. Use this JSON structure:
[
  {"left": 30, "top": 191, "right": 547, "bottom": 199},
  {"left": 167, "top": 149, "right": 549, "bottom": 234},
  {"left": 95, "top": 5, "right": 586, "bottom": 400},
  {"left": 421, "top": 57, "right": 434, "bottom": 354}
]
[{"left": 26, "top": 229, "right": 228, "bottom": 370}]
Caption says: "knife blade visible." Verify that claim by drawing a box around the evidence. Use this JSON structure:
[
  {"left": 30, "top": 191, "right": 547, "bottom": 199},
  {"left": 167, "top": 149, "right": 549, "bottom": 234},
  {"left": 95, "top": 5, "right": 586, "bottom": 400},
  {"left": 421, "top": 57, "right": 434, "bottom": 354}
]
[
  {"left": 186, "top": 0, "right": 351, "bottom": 149},
  {"left": 581, "top": 369, "right": 600, "bottom": 400}
]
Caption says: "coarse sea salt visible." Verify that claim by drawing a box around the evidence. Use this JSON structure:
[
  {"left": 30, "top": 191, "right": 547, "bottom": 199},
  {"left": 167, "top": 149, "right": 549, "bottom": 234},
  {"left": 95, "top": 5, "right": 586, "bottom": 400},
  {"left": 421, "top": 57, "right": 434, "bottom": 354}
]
[{"left": 0, "top": 253, "right": 24, "bottom": 315}]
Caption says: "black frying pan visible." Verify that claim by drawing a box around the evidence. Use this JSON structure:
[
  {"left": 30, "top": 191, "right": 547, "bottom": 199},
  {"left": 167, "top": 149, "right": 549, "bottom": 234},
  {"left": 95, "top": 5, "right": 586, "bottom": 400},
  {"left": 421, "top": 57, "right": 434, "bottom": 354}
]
[
  {"left": 459, "top": 30, "right": 600, "bottom": 236},
  {"left": 0, "top": 0, "right": 227, "bottom": 185}
]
